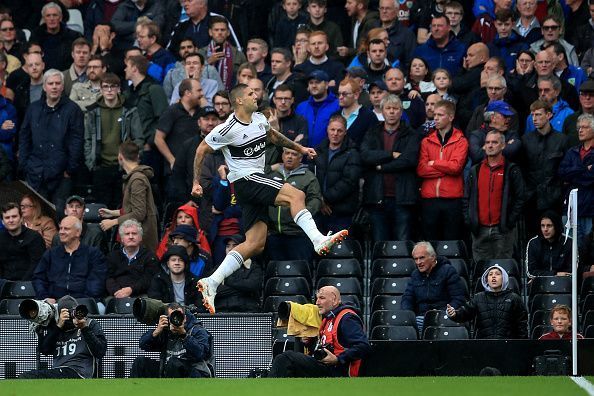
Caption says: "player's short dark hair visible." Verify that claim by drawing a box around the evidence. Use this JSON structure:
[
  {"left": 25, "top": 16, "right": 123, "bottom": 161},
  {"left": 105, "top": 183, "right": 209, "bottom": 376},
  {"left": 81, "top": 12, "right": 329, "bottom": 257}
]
[
  {"left": 119, "top": 141, "right": 140, "bottom": 162},
  {"left": 229, "top": 84, "right": 248, "bottom": 109},
  {"left": 1, "top": 202, "right": 20, "bottom": 216}
]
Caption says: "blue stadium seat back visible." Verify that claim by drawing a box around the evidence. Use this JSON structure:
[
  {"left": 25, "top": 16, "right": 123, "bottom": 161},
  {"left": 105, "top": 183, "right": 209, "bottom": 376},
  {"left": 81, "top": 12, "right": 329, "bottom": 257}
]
[
  {"left": 371, "top": 277, "right": 410, "bottom": 297},
  {"left": 371, "top": 258, "right": 416, "bottom": 279},
  {"left": 370, "top": 309, "right": 417, "bottom": 328},
  {"left": 581, "top": 277, "right": 594, "bottom": 300},
  {"left": 583, "top": 310, "right": 594, "bottom": 331},
  {"left": 447, "top": 258, "right": 469, "bottom": 281},
  {"left": 531, "top": 325, "right": 553, "bottom": 339},
  {"left": 265, "top": 260, "right": 311, "bottom": 281},
  {"left": 423, "top": 325, "right": 469, "bottom": 340},
  {"left": 583, "top": 294, "right": 594, "bottom": 313},
  {"left": 476, "top": 258, "right": 520, "bottom": 280},
  {"left": 262, "top": 295, "right": 309, "bottom": 313},
  {"left": 371, "top": 325, "right": 418, "bottom": 341},
  {"left": 340, "top": 294, "right": 361, "bottom": 310},
  {"left": 316, "top": 258, "right": 362, "bottom": 279},
  {"left": 423, "top": 310, "right": 462, "bottom": 328},
  {"left": 431, "top": 240, "right": 468, "bottom": 258},
  {"left": 5, "top": 281, "right": 36, "bottom": 298},
  {"left": 372, "top": 240, "right": 414, "bottom": 259},
  {"left": 530, "top": 294, "right": 572, "bottom": 312},
  {"left": 530, "top": 276, "right": 572, "bottom": 295},
  {"left": 585, "top": 325, "right": 594, "bottom": 339},
  {"left": 474, "top": 276, "right": 520, "bottom": 295},
  {"left": 371, "top": 295, "right": 403, "bottom": 313},
  {"left": 75, "top": 298, "right": 99, "bottom": 315},
  {"left": 530, "top": 309, "right": 551, "bottom": 332},
  {"left": 322, "top": 239, "right": 362, "bottom": 260},
  {"left": 316, "top": 277, "right": 362, "bottom": 297},
  {"left": 105, "top": 297, "right": 135, "bottom": 315},
  {"left": 83, "top": 203, "right": 108, "bottom": 223},
  {"left": 0, "top": 298, "right": 25, "bottom": 315},
  {"left": 264, "top": 277, "right": 311, "bottom": 297}
]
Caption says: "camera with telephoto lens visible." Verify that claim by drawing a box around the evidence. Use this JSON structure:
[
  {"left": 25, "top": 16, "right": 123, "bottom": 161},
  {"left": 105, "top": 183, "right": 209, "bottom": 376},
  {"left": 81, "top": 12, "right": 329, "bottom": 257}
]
[
  {"left": 169, "top": 310, "right": 185, "bottom": 327},
  {"left": 313, "top": 344, "right": 334, "bottom": 361},
  {"left": 19, "top": 299, "right": 58, "bottom": 326},
  {"left": 69, "top": 305, "right": 89, "bottom": 320}
]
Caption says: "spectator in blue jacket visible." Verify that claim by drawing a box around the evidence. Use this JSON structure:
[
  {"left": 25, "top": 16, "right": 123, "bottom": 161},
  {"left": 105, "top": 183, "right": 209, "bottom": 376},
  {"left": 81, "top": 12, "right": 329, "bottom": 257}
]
[
  {"left": 525, "top": 75, "right": 574, "bottom": 133},
  {"left": 487, "top": 9, "right": 529, "bottom": 72},
  {"left": 558, "top": 113, "right": 594, "bottom": 245},
  {"left": 135, "top": 19, "right": 176, "bottom": 84},
  {"left": 32, "top": 216, "right": 107, "bottom": 306},
  {"left": 296, "top": 70, "right": 340, "bottom": 148},
  {"left": 401, "top": 241, "right": 466, "bottom": 331},
  {"left": 18, "top": 69, "right": 84, "bottom": 213},
  {"left": 413, "top": 15, "right": 466, "bottom": 76},
  {"left": 0, "top": 94, "right": 17, "bottom": 162}
]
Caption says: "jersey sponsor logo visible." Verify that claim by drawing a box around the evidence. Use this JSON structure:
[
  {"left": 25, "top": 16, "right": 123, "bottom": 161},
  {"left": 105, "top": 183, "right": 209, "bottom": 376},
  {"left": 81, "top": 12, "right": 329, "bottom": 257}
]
[{"left": 243, "top": 141, "right": 266, "bottom": 157}]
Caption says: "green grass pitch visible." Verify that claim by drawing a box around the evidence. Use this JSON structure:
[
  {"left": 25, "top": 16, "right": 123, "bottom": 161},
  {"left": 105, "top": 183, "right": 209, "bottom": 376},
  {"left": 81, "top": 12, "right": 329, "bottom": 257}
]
[{"left": 0, "top": 377, "right": 591, "bottom": 395}]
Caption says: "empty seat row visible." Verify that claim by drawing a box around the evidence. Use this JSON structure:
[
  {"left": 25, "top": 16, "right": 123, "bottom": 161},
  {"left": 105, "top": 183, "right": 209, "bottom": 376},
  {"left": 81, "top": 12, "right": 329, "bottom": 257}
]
[
  {"left": 372, "top": 240, "right": 468, "bottom": 259},
  {"left": 371, "top": 325, "right": 469, "bottom": 340}
]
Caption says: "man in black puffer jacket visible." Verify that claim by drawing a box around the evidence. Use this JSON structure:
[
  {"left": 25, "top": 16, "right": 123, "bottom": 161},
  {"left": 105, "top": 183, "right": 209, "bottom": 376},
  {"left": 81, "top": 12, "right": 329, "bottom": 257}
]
[
  {"left": 447, "top": 264, "right": 528, "bottom": 339},
  {"left": 526, "top": 210, "right": 572, "bottom": 278},
  {"left": 312, "top": 114, "right": 361, "bottom": 235}
]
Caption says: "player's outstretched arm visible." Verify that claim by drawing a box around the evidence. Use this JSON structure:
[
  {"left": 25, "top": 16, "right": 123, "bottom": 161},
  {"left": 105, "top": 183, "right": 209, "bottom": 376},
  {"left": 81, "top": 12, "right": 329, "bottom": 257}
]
[
  {"left": 268, "top": 127, "right": 317, "bottom": 159},
  {"left": 192, "top": 140, "right": 215, "bottom": 197}
]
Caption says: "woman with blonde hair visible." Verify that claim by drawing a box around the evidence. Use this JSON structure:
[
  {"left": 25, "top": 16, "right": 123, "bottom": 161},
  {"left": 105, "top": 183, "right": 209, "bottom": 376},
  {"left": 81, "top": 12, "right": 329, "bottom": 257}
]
[{"left": 20, "top": 194, "right": 57, "bottom": 249}]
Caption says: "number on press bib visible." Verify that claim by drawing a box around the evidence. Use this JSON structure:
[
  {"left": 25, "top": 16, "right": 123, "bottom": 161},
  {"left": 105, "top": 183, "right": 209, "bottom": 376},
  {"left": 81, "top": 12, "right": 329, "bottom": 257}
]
[{"left": 57, "top": 343, "right": 76, "bottom": 356}]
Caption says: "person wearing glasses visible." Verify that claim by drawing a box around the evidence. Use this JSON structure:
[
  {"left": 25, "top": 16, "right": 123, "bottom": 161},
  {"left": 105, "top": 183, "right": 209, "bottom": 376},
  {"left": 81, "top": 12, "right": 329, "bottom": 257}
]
[
  {"left": 529, "top": 15, "right": 579, "bottom": 67},
  {"left": 337, "top": 77, "right": 377, "bottom": 147},
  {"left": 70, "top": 55, "right": 106, "bottom": 111},
  {"left": 444, "top": 1, "right": 477, "bottom": 48},
  {"left": 563, "top": 80, "right": 594, "bottom": 147},
  {"left": 0, "top": 18, "right": 24, "bottom": 64},
  {"left": 83, "top": 73, "right": 144, "bottom": 209}
]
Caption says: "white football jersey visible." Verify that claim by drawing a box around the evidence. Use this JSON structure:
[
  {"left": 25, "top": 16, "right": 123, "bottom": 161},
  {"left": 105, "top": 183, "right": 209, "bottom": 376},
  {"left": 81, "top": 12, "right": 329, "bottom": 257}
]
[{"left": 204, "top": 112, "right": 270, "bottom": 182}]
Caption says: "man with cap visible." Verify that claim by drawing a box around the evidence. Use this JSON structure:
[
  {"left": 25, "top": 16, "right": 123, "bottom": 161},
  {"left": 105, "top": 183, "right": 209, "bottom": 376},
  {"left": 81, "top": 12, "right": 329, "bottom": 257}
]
[
  {"left": 51, "top": 195, "right": 105, "bottom": 252},
  {"left": 296, "top": 70, "right": 340, "bottom": 147},
  {"left": 169, "top": 105, "right": 223, "bottom": 205},
  {"left": 464, "top": 130, "right": 525, "bottom": 262},
  {"left": 148, "top": 245, "right": 202, "bottom": 307},
  {"left": 19, "top": 295, "right": 107, "bottom": 379},
  {"left": 562, "top": 79, "right": 594, "bottom": 147},
  {"left": 344, "top": 67, "right": 371, "bottom": 108},
  {"left": 468, "top": 100, "right": 522, "bottom": 165},
  {"left": 170, "top": 224, "right": 212, "bottom": 279},
  {"left": 210, "top": 234, "right": 262, "bottom": 312},
  {"left": 369, "top": 80, "right": 388, "bottom": 121},
  {"left": 106, "top": 219, "right": 159, "bottom": 301}
]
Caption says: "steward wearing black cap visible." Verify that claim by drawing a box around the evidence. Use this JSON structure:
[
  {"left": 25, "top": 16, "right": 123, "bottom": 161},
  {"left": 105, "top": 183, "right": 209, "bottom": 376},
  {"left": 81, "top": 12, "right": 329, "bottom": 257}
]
[
  {"left": 19, "top": 295, "right": 107, "bottom": 379},
  {"left": 147, "top": 245, "right": 203, "bottom": 307}
]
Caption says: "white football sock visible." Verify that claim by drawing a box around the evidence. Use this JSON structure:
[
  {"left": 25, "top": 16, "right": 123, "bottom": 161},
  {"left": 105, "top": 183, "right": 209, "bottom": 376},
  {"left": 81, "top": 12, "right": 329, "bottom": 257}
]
[
  {"left": 209, "top": 250, "right": 244, "bottom": 286},
  {"left": 293, "top": 209, "right": 324, "bottom": 245}
]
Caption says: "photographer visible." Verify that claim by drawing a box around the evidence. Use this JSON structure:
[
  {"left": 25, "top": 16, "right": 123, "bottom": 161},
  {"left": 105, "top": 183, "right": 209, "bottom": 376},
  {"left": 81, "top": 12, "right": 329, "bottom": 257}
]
[
  {"left": 20, "top": 296, "right": 107, "bottom": 379},
  {"left": 268, "top": 286, "right": 371, "bottom": 378},
  {"left": 130, "top": 302, "right": 213, "bottom": 378}
]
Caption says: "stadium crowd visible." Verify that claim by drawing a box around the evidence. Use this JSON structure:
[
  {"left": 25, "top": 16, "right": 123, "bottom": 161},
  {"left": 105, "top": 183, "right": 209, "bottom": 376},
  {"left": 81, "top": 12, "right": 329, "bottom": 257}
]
[{"left": 0, "top": 0, "right": 592, "bottom": 378}]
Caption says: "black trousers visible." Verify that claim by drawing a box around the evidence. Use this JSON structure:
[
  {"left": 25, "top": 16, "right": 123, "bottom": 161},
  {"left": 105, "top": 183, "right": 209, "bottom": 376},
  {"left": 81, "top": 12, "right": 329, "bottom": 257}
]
[
  {"left": 93, "top": 165, "right": 123, "bottom": 209},
  {"left": 421, "top": 198, "right": 464, "bottom": 241},
  {"left": 268, "top": 351, "right": 337, "bottom": 378},
  {"left": 19, "top": 367, "right": 81, "bottom": 379},
  {"left": 130, "top": 356, "right": 207, "bottom": 378}
]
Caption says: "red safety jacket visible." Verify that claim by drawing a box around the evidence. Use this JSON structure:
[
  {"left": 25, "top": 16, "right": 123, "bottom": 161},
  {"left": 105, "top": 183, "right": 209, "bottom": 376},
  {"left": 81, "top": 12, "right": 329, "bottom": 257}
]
[{"left": 319, "top": 308, "right": 362, "bottom": 377}]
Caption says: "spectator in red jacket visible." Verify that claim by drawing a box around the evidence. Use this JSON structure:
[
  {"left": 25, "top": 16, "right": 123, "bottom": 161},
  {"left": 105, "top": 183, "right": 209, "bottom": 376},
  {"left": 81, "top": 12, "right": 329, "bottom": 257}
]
[
  {"left": 539, "top": 304, "right": 583, "bottom": 340},
  {"left": 417, "top": 99, "right": 468, "bottom": 240}
]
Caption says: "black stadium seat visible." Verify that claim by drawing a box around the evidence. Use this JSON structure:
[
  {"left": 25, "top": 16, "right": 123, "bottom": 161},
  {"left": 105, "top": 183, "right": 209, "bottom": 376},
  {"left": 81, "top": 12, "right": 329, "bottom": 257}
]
[
  {"left": 83, "top": 203, "right": 107, "bottom": 223},
  {"left": 371, "top": 295, "right": 403, "bottom": 313},
  {"left": 371, "top": 277, "right": 410, "bottom": 297},
  {"left": 105, "top": 298, "right": 135, "bottom": 315},
  {"left": 322, "top": 239, "right": 362, "bottom": 260},
  {"left": 370, "top": 309, "right": 416, "bottom": 328},
  {"left": 2, "top": 281, "right": 35, "bottom": 298},
  {"left": 0, "top": 299, "right": 24, "bottom": 315},
  {"left": 530, "top": 276, "right": 572, "bottom": 295},
  {"left": 583, "top": 310, "right": 594, "bottom": 331},
  {"left": 585, "top": 325, "right": 594, "bottom": 339},
  {"left": 316, "top": 258, "right": 362, "bottom": 279},
  {"left": 265, "top": 260, "right": 311, "bottom": 280},
  {"left": 530, "top": 309, "right": 551, "bottom": 332},
  {"left": 76, "top": 298, "right": 99, "bottom": 315},
  {"left": 581, "top": 277, "right": 594, "bottom": 300},
  {"left": 423, "top": 310, "right": 461, "bottom": 328},
  {"left": 448, "top": 258, "right": 469, "bottom": 281},
  {"left": 531, "top": 325, "right": 553, "bottom": 339},
  {"left": 265, "top": 277, "right": 311, "bottom": 297},
  {"left": 371, "top": 325, "right": 418, "bottom": 340},
  {"left": 423, "top": 326, "right": 469, "bottom": 340},
  {"left": 262, "top": 295, "right": 308, "bottom": 313},
  {"left": 431, "top": 240, "right": 467, "bottom": 258},
  {"left": 371, "top": 258, "right": 416, "bottom": 279},
  {"left": 530, "top": 294, "right": 572, "bottom": 312},
  {"left": 372, "top": 240, "right": 414, "bottom": 259},
  {"left": 340, "top": 294, "right": 361, "bottom": 309},
  {"left": 475, "top": 259, "right": 520, "bottom": 280},
  {"left": 317, "top": 277, "right": 362, "bottom": 297}
]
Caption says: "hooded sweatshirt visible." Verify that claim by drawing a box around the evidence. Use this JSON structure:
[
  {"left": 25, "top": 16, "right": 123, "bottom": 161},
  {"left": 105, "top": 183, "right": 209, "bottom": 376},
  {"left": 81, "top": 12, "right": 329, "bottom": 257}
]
[{"left": 156, "top": 204, "right": 211, "bottom": 259}]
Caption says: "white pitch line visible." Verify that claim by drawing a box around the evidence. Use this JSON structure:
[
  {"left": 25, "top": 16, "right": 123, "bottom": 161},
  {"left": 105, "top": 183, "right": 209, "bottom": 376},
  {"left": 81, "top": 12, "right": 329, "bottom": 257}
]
[{"left": 571, "top": 376, "right": 594, "bottom": 396}]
